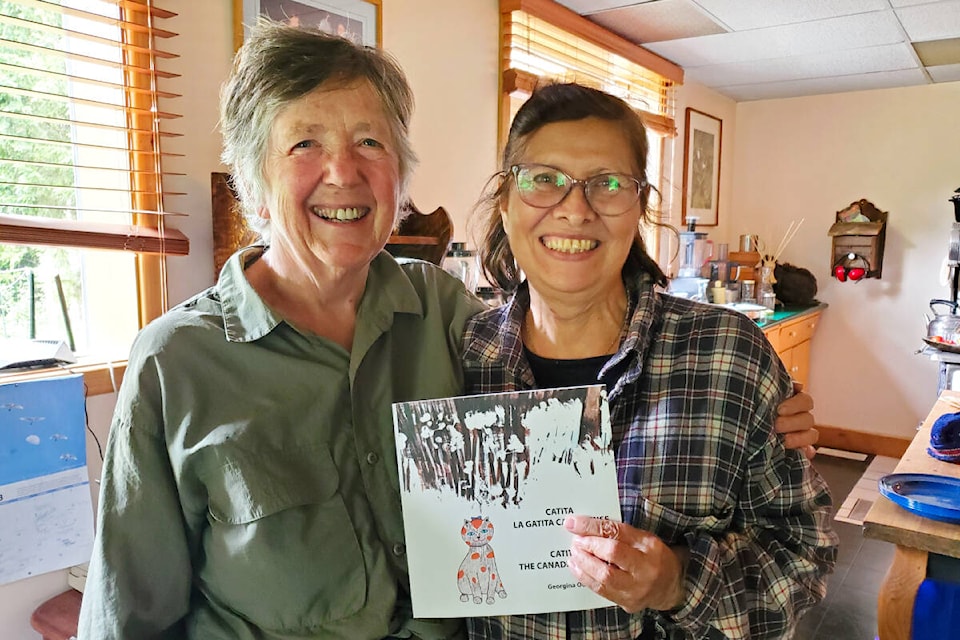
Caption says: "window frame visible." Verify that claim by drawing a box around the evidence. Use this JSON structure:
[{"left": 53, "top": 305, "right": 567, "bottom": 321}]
[{"left": 0, "top": 0, "right": 181, "bottom": 395}]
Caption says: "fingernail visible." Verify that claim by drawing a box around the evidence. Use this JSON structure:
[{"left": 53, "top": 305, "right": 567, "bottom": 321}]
[{"left": 564, "top": 516, "right": 575, "bottom": 530}]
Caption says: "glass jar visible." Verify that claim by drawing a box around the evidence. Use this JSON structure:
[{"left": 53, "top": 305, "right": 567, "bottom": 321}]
[
  {"left": 442, "top": 242, "right": 479, "bottom": 293},
  {"left": 740, "top": 279, "right": 756, "bottom": 304},
  {"left": 760, "top": 290, "right": 776, "bottom": 310}
]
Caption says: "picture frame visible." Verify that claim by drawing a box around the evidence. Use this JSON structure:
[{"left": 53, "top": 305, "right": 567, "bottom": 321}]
[
  {"left": 681, "top": 108, "right": 722, "bottom": 227},
  {"left": 234, "top": 0, "right": 381, "bottom": 49}
]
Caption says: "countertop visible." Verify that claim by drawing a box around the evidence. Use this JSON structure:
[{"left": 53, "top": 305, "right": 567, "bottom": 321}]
[{"left": 756, "top": 302, "right": 827, "bottom": 329}]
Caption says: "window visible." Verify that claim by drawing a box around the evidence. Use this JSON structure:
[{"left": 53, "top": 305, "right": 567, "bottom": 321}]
[
  {"left": 499, "top": 0, "right": 683, "bottom": 257},
  {"left": 0, "top": 0, "right": 184, "bottom": 370}
]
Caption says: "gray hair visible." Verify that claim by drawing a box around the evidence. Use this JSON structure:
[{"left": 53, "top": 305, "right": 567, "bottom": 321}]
[{"left": 219, "top": 18, "right": 417, "bottom": 241}]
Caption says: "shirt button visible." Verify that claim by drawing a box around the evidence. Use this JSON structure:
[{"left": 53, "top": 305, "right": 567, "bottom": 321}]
[
  {"left": 392, "top": 543, "right": 406, "bottom": 556},
  {"left": 366, "top": 451, "right": 380, "bottom": 465}
]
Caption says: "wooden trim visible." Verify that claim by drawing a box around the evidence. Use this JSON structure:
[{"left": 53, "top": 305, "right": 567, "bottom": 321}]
[
  {"left": 124, "top": 3, "right": 172, "bottom": 323},
  {"left": 503, "top": 68, "right": 539, "bottom": 96},
  {"left": 0, "top": 361, "right": 127, "bottom": 397},
  {"left": 500, "top": 0, "right": 683, "bottom": 84},
  {"left": 816, "top": 424, "right": 911, "bottom": 458},
  {"left": 0, "top": 213, "right": 189, "bottom": 255},
  {"left": 502, "top": 68, "right": 676, "bottom": 137}
]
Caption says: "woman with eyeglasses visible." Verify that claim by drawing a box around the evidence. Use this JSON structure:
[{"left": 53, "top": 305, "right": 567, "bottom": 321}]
[{"left": 462, "top": 83, "right": 838, "bottom": 640}]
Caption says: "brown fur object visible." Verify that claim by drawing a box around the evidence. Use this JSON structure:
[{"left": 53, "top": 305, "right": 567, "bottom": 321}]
[{"left": 773, "top": 263, "right": 818, "bottom": 305}]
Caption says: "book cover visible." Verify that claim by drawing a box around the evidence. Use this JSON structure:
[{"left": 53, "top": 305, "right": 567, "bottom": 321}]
[{"left": 392, "top": 384, "right": 621, "bottom": 617}]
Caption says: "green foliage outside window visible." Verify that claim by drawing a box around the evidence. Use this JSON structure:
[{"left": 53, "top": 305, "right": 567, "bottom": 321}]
[{"left": 0, "top": 0, "right": 82, "bottom": 341}]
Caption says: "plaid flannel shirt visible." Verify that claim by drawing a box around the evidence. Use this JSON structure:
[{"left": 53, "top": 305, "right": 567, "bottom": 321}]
[{"left": 461, "top": 277, "right": 838, "bottom": 640}]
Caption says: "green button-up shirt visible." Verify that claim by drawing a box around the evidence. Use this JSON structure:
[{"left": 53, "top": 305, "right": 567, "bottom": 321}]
[{"left": 78, "top": 247, "right": 485, "bottom": 640}]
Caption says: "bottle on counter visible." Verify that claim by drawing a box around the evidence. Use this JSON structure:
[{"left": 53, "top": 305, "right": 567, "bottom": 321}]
[
  {"left": 710, "top": 280, "right": 726, "bottom": 304},
  {"left": 740, "top": 279, "right": 756, "bottom": 304},
  {"left": 708, "top": 243, "right": 732, "bottom": 284},
  {"left": 442, "top": 242, "right": 479, "bottom": 293}
]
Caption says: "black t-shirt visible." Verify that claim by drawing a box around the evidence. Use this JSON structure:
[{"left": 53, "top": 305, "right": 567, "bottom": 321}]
[{"left": 524, "top": 348, "right": 612, "bottom": 388}]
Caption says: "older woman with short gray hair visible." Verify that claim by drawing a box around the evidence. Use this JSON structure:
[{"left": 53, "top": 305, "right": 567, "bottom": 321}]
[{"left": 78, "top": 19, "right": 482, "bottom": 640}]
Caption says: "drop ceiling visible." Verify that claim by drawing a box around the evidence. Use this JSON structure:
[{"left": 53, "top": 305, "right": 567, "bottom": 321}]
[{"left": 556, "top": 0, "right": 960, "bottom": 101}]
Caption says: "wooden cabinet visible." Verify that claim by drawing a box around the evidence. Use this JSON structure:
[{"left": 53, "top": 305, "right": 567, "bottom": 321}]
[{"left": 762, "top": 310, "right": 821, "bottom": 388}]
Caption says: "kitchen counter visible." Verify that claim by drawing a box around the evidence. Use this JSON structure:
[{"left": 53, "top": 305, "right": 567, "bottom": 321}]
[
  {"left": 755, "top": 303, "right": 826, "bottom": 388},
  {"left": 757, "top": 302, "right": 828, "bottom": 328}
]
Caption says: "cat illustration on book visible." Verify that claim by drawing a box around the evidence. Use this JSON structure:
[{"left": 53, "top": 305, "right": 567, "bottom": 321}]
[{"left": 457, "top": 515, "right": 507, "bottom": 604}]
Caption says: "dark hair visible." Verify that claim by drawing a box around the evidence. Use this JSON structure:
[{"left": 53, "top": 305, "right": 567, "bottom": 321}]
[
  {"left": 220, "top": 18, "right": 417, "bottom": 241},
  {"left": 475, "top": 83, "right": 668, "bottom": 292}
]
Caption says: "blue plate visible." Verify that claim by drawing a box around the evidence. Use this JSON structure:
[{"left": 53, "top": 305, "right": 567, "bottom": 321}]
[{"left": 879, "top": 473, "right": 960, "bottom": 524}]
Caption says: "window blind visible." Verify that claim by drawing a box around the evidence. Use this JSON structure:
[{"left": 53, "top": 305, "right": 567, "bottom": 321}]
[
  {"left": 501, "top": 0, "right": 682, "bottom": 136},
  {"left": 0, "top": 0, "right": 186, "bottom": 256}
]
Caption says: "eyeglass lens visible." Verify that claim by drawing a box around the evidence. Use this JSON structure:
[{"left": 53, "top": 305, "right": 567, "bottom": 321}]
[{"left": 512, "top": 164, "right": 642, "bottom": 216}]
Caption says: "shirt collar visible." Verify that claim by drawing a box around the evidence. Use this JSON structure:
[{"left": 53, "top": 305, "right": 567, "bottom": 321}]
[{"left": 217, "top": 247, "right": 424, "bottom": 343}]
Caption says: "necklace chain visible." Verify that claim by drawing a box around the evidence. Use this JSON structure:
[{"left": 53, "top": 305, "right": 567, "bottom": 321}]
[{"left": 524, "top": 306, "right": 628, "bottom": 356}]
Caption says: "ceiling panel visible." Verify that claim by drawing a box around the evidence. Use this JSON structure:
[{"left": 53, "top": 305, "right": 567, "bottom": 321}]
[
  {"left": 554, "top": 0, "right": 654, "bottom": 13},
  {"left": 692, "top": 0, "right": 889, "bottom": 31},
  {"left": 718, "top": 68, "right": 929, "bottom": 101},
  {"left": 645, "top": 12, "right": 905, "bottom": 67},
  {"left": 895, "top": 1, "right": 960, "bottom": 42},
  {"left": 684, "top": 44, "right": 918, "bottom": 87},
  {"left": 558, "top": 0, "right": 960, "bottom": 100},
  {"left": 589, "top": 0, "right": 727, "bottom": 44},
  {"left": 927, "top": 62, "right": 960, "bottom": 81}
]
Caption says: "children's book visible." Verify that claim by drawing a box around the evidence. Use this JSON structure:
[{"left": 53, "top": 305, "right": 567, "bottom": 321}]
[{"left": 392, "top": 384, "right": 621, "bottom": 617}]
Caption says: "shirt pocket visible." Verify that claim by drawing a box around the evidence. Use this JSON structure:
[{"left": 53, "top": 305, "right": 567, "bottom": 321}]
[
  {"left": 202, "top": 443, "right": 367, "bottom": 632},
  {"left": 631, "top": 494, "right": 733, "bottom": 545}
]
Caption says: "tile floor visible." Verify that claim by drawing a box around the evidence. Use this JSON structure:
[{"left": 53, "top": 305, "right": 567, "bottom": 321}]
[{"left": 794, "top": 452, "right": 897, "bottom": 640}]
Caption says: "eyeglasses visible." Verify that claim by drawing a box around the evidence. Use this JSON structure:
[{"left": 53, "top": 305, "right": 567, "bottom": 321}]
[{"left": 509, "top": 163, "right": 646, "bottom": 217}]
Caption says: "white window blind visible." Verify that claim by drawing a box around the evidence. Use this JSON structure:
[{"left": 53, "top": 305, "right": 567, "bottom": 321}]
[
  {"left": 0, "top": 0, "right": 184, "bottom": 354},
  {"left": 501, "top": 0, "right": 682, "bottom": 136},
  {"left": 0, "top": 0, "right": 185, "bottom": 254}
]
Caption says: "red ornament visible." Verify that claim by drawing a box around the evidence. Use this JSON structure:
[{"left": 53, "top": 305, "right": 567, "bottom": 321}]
[
  {"left": 834, "top": 264, "right": 847, "bottom": 282},
  {"left": 848, "top": 267, "right": 866, "bottom": 281}
]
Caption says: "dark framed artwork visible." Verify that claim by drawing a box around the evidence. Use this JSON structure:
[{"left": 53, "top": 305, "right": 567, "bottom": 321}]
[
  {"left": 681, "top": 108, "right": 722, "bottom": 227},
  {"left": 235, "top": 0, "right": 381, "bottom": 49}
]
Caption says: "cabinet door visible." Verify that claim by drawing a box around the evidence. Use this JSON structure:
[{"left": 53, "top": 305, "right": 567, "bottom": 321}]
[
  {"left": 785, "top": 340, "right": 811, "bottom": 388},
  {"left": 763, "top": 325, "right": 783, "bottom": 354},
  {"left": 780, "top": 314, "right": 819, "bottom": 351}
]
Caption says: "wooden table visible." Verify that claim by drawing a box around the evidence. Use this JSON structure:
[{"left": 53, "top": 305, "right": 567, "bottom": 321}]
[{"left": 863, "top": 389, "right": 960, "bottom": 640}]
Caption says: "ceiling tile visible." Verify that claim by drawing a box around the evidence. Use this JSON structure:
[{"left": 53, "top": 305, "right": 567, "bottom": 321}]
[
  {"left": 554, "top": 0, "right": 654, "bottom": 13},
  {"left": 718, "top": 68, "right": 929, "bottom": 101},
  {"left": 914, "top": 37, "right": 960, "bottom": 65},
  {"left": 926, "top": 62, "right": 960, "bottom": 81},
  {"left": 645, "top": 12, "right": 905, "bottom": 67},
  {"left": 590, "top": 0, "right": 727, "bottom": 43},
  {"left": 896, "top": 1, "right": 960, "bottom": 42},
  {"left": 691, "top": 0, "right": 889, "bottom": 31},
  {"left": 889, "top": 0, "right": 940, "bottom": 7},
  {"left": 685, "top": 44, "right": 918, "bottom": 87}
]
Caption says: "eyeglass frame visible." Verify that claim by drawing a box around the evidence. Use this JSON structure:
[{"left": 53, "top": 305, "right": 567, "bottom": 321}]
[{"left": 505, "top": 163, "right": 648, "bottom": 217}]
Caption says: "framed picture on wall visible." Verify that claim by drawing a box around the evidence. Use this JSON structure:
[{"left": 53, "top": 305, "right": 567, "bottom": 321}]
[
  {"left": 681, "top": 108, "right": 722, "bottom": 227},
  {"left": 236, "top": 0, "right": 381, "bottom": 48}
]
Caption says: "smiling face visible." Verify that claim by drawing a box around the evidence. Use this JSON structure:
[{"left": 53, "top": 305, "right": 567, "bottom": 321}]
[
  {"left": 501, "top": 117, "right": 642, "bottom": 303},
  {"left": 260, "top": 79, "right": 401, "bottom": 280}
]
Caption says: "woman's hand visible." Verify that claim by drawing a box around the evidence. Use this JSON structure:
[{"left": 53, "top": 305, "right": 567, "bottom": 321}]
[
  {"left": 564, "top": 515, "right": 688, "bottom": 614},
  {"left": 775, "top": 381, "right": 818, "bottom": 459}
]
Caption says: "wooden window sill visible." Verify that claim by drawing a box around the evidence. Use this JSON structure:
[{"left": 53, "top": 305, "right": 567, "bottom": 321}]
[{"left": 0, "top": 360, "right": 127, "bottom": 397}]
